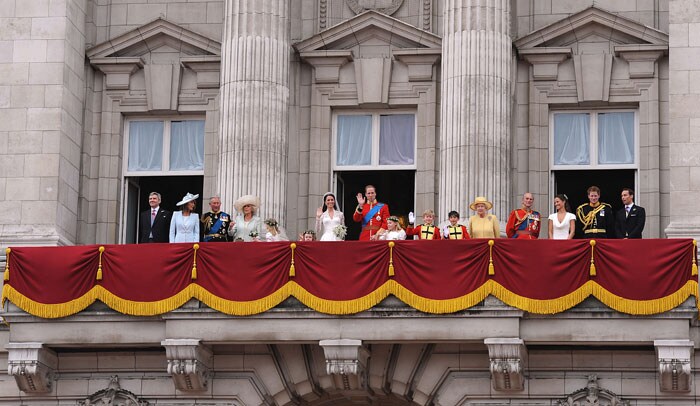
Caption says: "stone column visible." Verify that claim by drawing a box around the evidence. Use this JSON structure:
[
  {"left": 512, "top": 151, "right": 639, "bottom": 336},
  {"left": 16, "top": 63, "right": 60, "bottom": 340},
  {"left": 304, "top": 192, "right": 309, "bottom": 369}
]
[
  {"left": 665, "top": 0, "right": 700, "bottom": 238},
  {"left": 218, "top": 0, "right": 290, "bottom": 222},
  {"left": 439, "top": 0, "right": 512, "bottom": 222}
]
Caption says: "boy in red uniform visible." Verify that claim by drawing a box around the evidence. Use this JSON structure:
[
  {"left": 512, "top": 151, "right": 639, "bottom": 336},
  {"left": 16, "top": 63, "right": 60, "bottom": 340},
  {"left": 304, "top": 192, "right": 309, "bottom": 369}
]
[
  {"left": 443, "top": 210, "right": 470, "bottom": 239},
  {"left": 406, "top": 209, "right": 442, "bottom": 240},
  {"left": 352, "top": 185, "right": 390, "bottom": 241}
]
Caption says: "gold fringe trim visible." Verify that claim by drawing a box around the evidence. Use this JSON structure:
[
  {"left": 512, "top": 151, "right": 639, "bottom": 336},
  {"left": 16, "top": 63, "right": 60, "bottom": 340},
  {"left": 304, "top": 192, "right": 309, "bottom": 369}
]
[
  {"left": 3, "top": 248, "right": 10, "bottom": 282},
  {"left": 96, "top": 246, "right": 105, "bottom": 281},
  {"left": 391, "top": 280, "right": 490, "bottom": 314},
  {"left": 191, "top": 244, "right": 199, "bottom": 280},
  {"left": 491, "top": 280, "right": 593, "bottom": 314},
  {"left": 290, "top": 281, "right": 390, "bottom": 315},
  {"left": 589, "top": 240, "right": 597, "bottom": 276},
  {"left": 591, "top": 280, "right": 698, "bottom": 315},
  {"left": 289, "top": 243, "right": 296, "bottom": 277},
  {"left": 488, "top": 240, "right": 495, "bottom": 275},
  {"left": 693, "top": 240, "right": 698, "bottom": 276},
  {"left": 388, "top": 242, "right": 395, "bottom": 277}
]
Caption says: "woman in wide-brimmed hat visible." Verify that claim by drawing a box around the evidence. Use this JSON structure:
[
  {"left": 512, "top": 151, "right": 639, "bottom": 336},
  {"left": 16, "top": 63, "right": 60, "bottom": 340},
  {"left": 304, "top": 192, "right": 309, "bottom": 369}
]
[
  {"left": 228, "top": 195, "right": 265, "bottom": 242},
  {"left": 169, "top": 192, "right": 200, "bottom": 243},
  {"left": 468, "top": 196, "right": 500, "bottom": 238}
]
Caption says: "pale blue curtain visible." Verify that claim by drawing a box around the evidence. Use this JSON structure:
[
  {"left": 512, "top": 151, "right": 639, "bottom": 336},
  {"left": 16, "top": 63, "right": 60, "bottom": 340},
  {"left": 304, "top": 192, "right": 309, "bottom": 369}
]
[
  {"left": 553, "top": 113, "right": 590, "bottom": 165},
  {"left": 379, "top": 114, "right": 415, "bottom": 165},
  {"left": 170, "top": 120, "right": 205, "bottom": 170},
  {"left": 337, "top": 115, "right": 372, "bottom": 166},
  {"left": 128, "top": 121, "right": 163, "bottom": 171},
  {"left": 598, "top": 112, "right": 634, "bottom": 164}
]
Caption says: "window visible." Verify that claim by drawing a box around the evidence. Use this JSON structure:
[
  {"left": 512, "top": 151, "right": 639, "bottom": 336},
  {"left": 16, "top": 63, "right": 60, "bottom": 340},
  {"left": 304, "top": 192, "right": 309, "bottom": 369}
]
[
  {"left": 551, "top": 111, "right": 636, "bottom": 169},
  {"left": 333, "top": 112, "right": 416, "bottom": 169},
  {"left": 125, "top": 118, "right": 205, "bottom": 175}
]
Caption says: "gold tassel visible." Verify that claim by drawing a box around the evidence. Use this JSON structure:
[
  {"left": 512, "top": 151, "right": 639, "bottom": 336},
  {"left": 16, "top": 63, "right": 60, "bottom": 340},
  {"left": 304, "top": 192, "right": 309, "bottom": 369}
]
[
  {"left": 96, "top": 246, "right": 105, "bottom": 281},
  {"left": 589, "top": 240, "right": 597, "bottom": 276},
  {"left": 289, "top": 243, "right": 296, "bottom": 277},
  {"left": 191, "top": 244, "right": 199, "bottom": 280},
  {"left": 3, "top": 248, "right": 10, "bottom": 282},
  {"left": 488, "top": 240, "right": 495, "bottom": 276},
  {"left": 692, "top": 240, "right": 698, "bottom": 276},
  {"left": 388, "top": 242, "right": 395, "bottom": 277}
]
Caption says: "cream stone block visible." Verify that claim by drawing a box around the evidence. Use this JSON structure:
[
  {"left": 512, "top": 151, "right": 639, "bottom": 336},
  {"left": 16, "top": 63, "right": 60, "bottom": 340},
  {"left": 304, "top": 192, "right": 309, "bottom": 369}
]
[
  {"left": 0, "top": 201, "right": 21, "bottom": 224},
  {"left": 529, "top": 350, "right": 573, "bottom": 370},
  {"left": 669, "top": 23, "right": 689, "bottom": 47},
  {"left": 0, "top": 178, "right": 5, "bottom": 200},
  {"left": 620, "top": 373, "right": 657, "bottom": 397},
  {"left": 11, "top": 85, "right": 45, "bottom": 107},
  {"left": 670, "top": 143, "right": 700, "bottom": 166},
  {"left": 28, "top": 62, "right": 63, "bottom": 85},
  {"left": 40, "top": 177, "right": 58, "bottom": 200},
  {"left": 670, "top": 47, "right": 700, "bottom": 72},
  {"left": 669, "top": 166, "right": 690, "bottom": 191},
  {"left": 30, "top": 17, "right": 67, "bottom": 40},
  {"left": 669, "top": 70, "right": 688, "bottom": 95},
  {"left": 56, "top": 378, "right": 89, "bottom": 397},
  {"left": 0, "top": 18, "right": 31, "bottom": 40},
  {"left": 44, "top": 84, "right": 62, "bottom": 107},
  {"left": 26, "top": 107, "right": 61, "bottom": 130},
  {"left": 669, "top": 0, "right": 700, "bottom": 24},
  {"left": 15, "top": 0, "right": 49, "bottom": 17},
  {"left": 0, "top": 41, "right": 12, "bottom": 63},
  {"left": 0, "top": 108, "right": 26, "bottom": 131},
  {"left": 0, "top": 0, "right": 14, "bottom": 17},
  {"left": 612, "top": 351, "right": 656, "bottom": 369},
  {"left": 42, "top": 130, "right": 60, "bottom": 153},
  {"left": 24, "top": 153, "right": 58, "bottom": 177},
  {"left": 21, "top": 200, "right": 56, "bottom": 224},
  {"left": 0, "top": 63, "right": 29, "bottom": 85},
  {"left": 0, "top": 85, "right": 9, "bottom": 107},
  {"left": 97, "top": 352, "right": 136, "bottom": 370},
  {"left": 167, "top": 3, "right": 207, "bottom": 23},
  {"left": 528, "top": 373, "right": 566, "bottom": 396},
  {"left": 572, "top": 351, "right": 613, "bottom": 369},
  {"left": 207, "top": 2, "right": 224, "bottom": 23},
  {"left": 126, "top": 4, "right": 166, "bottom": 25},
  {"left": 8, "top": 130, "right": 43, "bottom": 155},
  {"left": 552, "top": 0, "right": 592, "bottom": 14}
]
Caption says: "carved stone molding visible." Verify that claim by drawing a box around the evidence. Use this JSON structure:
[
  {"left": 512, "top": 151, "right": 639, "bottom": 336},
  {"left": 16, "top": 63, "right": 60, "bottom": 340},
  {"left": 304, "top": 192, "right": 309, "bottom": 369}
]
[
  {"left": 181, "top": 56, "right": 222, "bottom": 89},
  {"left": 79, "top": 375, "right": 150, "bottom": 406},
  {"left": 615, "top": 45, "right": 667, "bottom": 79},
  {"left": 484, "top": 338, "right": 526, "bottom": 391},
  {"left": 345, "top": 0, "right": 404, "bottom": 15},
  {"left": 299, "top": 50, "right": 353, "bottom": 84},
  {"left": 654, "top": 339, "right": 693, "bottom": 392},
  {"left": 558, "top": 375, "right": 629, "bottom": 406},
  {"left": 519, "top": 48, "right": 571, "bottom": 81},
  {"left": 319, "top": 339, "right": 370, "bottom": 390},
  {"left": 161, "top": 339, "right": 213, "bottom": 392},
  {"left": 6, "top": 342, "right": 57, "bottom": 393},
  {"left": 90, "top": 57, "right": 144, "bottom": 90},
  {"left": 393, "top": 48, "right": 441, "bottom": 82}
]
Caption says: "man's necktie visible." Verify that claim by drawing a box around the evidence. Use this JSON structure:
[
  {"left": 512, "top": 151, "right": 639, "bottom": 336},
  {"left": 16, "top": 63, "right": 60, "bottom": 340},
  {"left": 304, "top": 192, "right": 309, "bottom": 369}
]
[{"left": 151, "top": 209, "right": 156, "bottom": 225}]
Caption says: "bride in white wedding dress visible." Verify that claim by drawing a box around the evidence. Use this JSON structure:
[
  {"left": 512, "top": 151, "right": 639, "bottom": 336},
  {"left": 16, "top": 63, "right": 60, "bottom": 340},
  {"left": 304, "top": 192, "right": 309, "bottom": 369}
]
[{"left": 315, "top": 192, "right": 345, "bottom": 241}]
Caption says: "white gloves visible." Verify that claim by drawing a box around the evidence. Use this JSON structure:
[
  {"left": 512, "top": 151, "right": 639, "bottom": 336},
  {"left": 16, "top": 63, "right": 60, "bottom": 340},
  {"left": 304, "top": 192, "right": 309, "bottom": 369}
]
[
  {"left": 443, "top": 225, "right": 450, "bottom": 238},
  {"left": 408, "top": 211, "right": 415, "bottom": 224}
]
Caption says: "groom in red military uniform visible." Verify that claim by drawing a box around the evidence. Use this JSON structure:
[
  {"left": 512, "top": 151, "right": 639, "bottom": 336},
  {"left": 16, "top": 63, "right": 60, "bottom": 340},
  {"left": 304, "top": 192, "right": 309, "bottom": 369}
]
[
  {"left": 353, "top": 185, "right": 390, "bottom": 241},
  {"left": 506, "top": 192, "right": 541, "bottom": 239}
]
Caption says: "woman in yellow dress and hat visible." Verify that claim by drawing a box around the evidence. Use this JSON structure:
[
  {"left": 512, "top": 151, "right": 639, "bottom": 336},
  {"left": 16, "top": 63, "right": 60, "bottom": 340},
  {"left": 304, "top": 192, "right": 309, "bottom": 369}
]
[
  {"left": 468, "top": 196, "right": 500, "bottom": 238},
  {"left": 228, "top": 195, "right": 266, "bottom": 242}
]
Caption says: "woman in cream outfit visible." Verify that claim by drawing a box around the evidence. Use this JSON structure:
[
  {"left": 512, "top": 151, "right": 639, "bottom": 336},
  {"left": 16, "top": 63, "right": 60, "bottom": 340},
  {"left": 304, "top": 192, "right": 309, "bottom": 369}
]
[
  {"left": 228, "top": 195, "right": 265, "bottom": 242},
  {"left": 468, "top": 196, "right": 500, "bottom": 238}
]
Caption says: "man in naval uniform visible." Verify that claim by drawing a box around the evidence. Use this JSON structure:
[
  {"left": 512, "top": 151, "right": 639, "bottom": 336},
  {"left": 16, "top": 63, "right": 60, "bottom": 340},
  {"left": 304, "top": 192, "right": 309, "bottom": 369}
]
[
  {"left": 506, "top": 192, "right": 541, "bottom": 239},
  {"left": 576, "top": 186, "right": 614, "bottom": 238},
  {"left": 352, "top": 185, "right": 390, "bottom": 241},
  {"left": 200, "top": 195, "right": 232, "bottom": 242}
]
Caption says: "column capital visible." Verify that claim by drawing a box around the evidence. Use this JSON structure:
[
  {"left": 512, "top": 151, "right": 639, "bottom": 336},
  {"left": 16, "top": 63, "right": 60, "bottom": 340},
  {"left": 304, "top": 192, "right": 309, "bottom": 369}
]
[
  {"left": 484, "top": 338, "right": 526, "bottom": 391},
  {"left": 654, "top": 339, "right": 693, "bottom": 392},
  {"left": 319, "top": 339, "right": 370, "bottom": 390}
]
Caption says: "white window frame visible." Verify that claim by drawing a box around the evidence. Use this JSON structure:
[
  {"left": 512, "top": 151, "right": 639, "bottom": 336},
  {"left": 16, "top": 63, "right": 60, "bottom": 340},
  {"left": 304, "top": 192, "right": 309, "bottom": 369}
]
[
  {"left": 332, "top": 110, "right": 418, "bottom": 171},
  {"left": 549, "top": 109, "right": 639, "bottom": 170},
  {"left": 123, "top": 116, "right": 206, "bottom": 177}
]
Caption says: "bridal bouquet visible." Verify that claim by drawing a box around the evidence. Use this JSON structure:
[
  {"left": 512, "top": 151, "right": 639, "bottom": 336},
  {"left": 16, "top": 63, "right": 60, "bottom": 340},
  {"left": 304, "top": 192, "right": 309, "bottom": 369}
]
[
  {"left": 249, "top": 230, "right": 259, "bottom": 239},
  {"left": 333, "top": 224, "right": 347, "bottom": 240}
]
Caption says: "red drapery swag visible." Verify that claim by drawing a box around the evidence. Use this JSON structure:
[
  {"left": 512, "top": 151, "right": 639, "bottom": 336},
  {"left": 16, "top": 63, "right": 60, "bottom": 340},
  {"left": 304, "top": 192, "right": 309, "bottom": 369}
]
[{"left": 2, "top": 239, "right": 698, "bottom": 318}]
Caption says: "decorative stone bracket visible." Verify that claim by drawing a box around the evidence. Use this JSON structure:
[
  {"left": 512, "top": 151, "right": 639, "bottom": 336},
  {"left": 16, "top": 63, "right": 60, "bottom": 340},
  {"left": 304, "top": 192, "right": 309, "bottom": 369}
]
[
  {"left": 90, "top": 57, "right": 144, "bottom": 90},
  {"left": 319, "top": 339, "right": 370, "bottom": 390},
  {"left": 654, "top": 339, "right": 693, "bottom": 392},
  {"left": 519, "top": 48, "right": 571, "bottom": 81},
  {"left": 161, "top": 339, "right": 213, "bottom": 392},
  {"left": 393, "top": 48, "right": 441, "bottom": 82},
  {"left": 484, "top": 338, "right": 527, "bottom": 391},
  {"left": 615, "top": 45, "right": 667, "bottom": 79},
  {"left": 299, "top": 50, "right": 353, "bottom": 84},
  {"left": 6, "top": 342, "right": 58, "bottom": 393}
]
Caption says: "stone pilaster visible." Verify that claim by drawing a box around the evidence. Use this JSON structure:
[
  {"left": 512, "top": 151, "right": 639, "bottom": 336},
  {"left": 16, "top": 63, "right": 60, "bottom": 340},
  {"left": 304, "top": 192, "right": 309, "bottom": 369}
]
[
  {"left": 217, "top": 0, "right": 290, "bottom": 223},
  {"left": 439, "top": 0, "right": 512, "bottom": 222},
  {"left": 666, "top": 0, "right": 700, "bottom": 238}
]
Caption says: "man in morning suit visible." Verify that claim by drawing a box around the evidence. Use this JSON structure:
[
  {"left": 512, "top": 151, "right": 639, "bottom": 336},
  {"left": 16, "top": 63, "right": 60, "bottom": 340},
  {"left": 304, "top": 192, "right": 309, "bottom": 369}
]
[
  {"left": 575, "top": 185, "right": 614, "bottom": 238},
  {"left": 352, "top": 185, "right": 390, "bottom": 241},
  {"left": 614, "top": 188, "right": 646, "bottom": 239},
  {"left": 139, "top": 192, "right": 172, "bottom": 243}
]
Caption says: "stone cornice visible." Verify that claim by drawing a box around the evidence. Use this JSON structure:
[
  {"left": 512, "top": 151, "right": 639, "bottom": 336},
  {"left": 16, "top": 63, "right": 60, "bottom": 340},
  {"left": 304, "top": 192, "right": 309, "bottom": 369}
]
[
  {"left": 181, "top": 56, "right": 221, "bottom": 89},
  {"left": 518, "top": 48, "right": 572, "bottom": 81},
  {"left": 89, "top": 57, "right": 144, "bottom": 90},
  {"left": 299, "top": 50, "right": 353, "bottom": 84},
  {"left": 393, "top": 48, "right": 441, "bottom": 81},
  {"left": 615, "top": 44, "right": 667, "bottom": 78}
]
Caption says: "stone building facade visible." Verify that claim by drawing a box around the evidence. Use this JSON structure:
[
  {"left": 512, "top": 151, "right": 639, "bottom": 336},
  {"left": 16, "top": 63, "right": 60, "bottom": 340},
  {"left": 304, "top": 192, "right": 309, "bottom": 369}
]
[{"left": 2, "top": 0, "right": 700, "bottom": 405}]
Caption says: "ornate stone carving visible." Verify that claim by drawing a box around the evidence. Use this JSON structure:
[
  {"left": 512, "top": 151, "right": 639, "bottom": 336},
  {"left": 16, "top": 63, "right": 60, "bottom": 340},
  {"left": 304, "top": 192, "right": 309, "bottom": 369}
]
[
  {"left": 161, "top": 339, "right": 213, "bottom": 391},
  {"left": 345, "top": 0, "right": 404, "bottom": 15},
  {"left": 484, "top": 338, "right": 526, "bottom": 391},
  {"left": 79, "top": 375, "right": 149, "bottom": 406},
  {"left": 558, "top": 375, "right": 629, "bottom": 406},
  {"left": 422, "top": 0, "right": 432, "bottom": 31},
  {"left": 6, "top": 342, "right": 57, "bottom": 393},
  {"left": 319, "top": 0, "right": 328, "bottom": 30},
  {"left": 319, "top": 339, "right": 370, "bottom": 390},
  {"left": 654, "top": 339, "right": 693, "bottom": 392}
]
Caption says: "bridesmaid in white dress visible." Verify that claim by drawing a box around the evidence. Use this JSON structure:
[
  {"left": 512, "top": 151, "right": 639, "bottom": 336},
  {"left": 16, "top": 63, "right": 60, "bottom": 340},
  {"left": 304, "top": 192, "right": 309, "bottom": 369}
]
[
  {"left": 379, "top": 216, "right": 406, "bottom": 241},
  {"left": 169, "top": 192, "right": 200, "bottom": 243},
  {"left": 315, "top": 192, "right": 345, "bottom": 241},
  {"left": 548, "top": 194, "right": 576, "bottom": 240}
]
